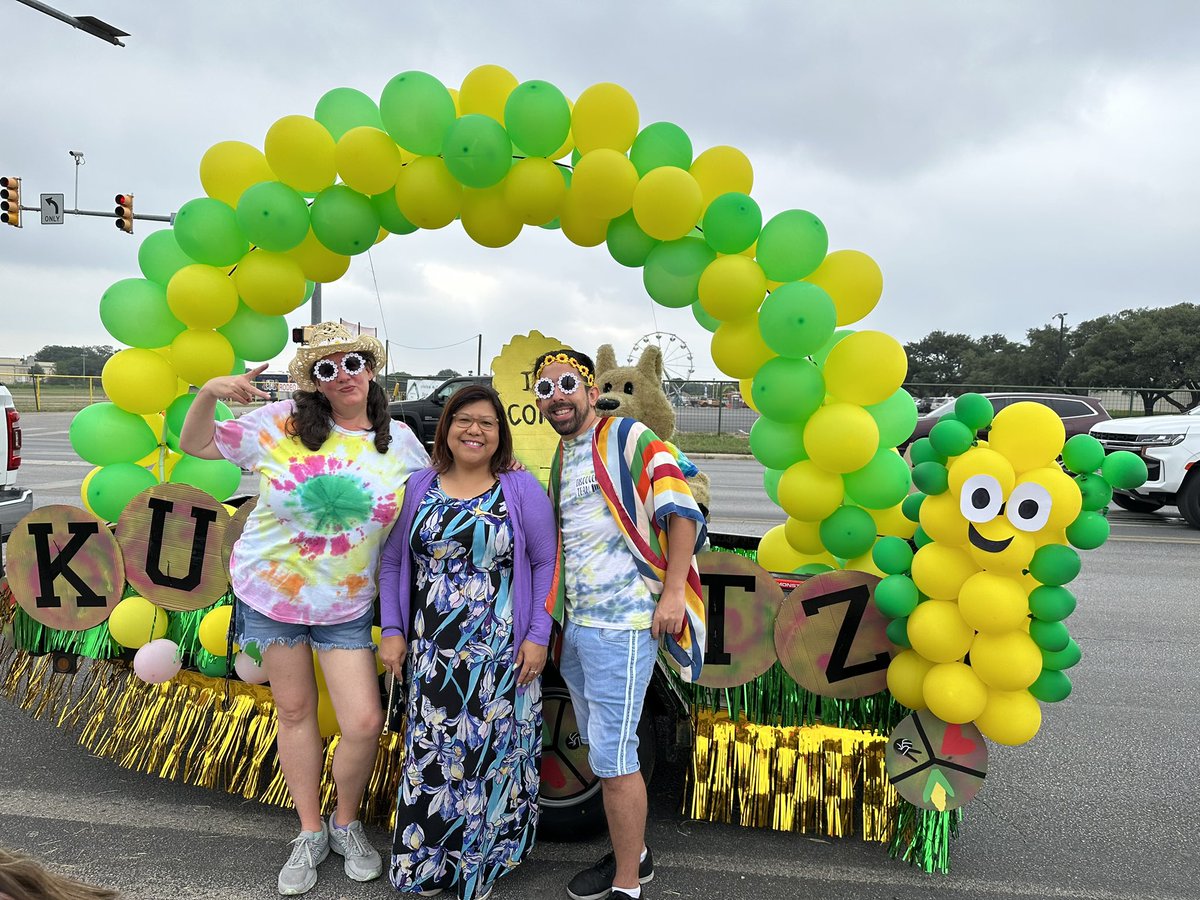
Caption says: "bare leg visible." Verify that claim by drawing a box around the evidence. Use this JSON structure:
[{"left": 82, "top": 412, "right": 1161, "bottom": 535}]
[
  {"left": 601, "top": 772, "right": 647, "bottom": 890},
  {"left": 263, "top": 643, "right": 323, "bottom": 832},
  {"left": 318, "top": 647, "right": 384, "bottom": 827}
]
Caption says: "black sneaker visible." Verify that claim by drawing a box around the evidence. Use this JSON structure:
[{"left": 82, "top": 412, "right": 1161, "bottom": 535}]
[{"left": 566, "top": 848, "right": 654, "bottom": 900}]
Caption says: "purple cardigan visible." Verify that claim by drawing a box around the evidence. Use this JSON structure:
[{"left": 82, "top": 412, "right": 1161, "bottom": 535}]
[{"left": 378, "top": 467, "right": 557, "bottom": 647}]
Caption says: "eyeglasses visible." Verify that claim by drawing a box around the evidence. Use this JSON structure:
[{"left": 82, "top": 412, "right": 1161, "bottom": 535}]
[
  {"left": 533, "top": 372, "right": 581, "bottom": 399},
  {"left": 313, "top": 352, "right": 368, "bottom": 382},
  {"left": 450, "top": 413, "right": 498, "bottom": 431}
]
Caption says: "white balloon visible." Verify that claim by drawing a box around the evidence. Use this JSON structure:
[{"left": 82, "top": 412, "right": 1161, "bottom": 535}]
[
  {"left": 234, "top": 650, "right": 269, "bottom": 684},
  {"left": 133, "top": 639, "right": 182, "bottom": 684}
]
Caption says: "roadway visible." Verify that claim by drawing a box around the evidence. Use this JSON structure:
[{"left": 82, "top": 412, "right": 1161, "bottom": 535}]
[{"left": 3, "top": 412, "right": 1197, "bottom": 899}]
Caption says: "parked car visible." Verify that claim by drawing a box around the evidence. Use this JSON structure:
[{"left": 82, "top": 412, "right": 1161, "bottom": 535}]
[
  {"left": 1090, "top": 405, "right": 1200, "bottom": 527},
  {"left": 903, "top": 392, "right": 1112, "bottom": 451},
  {"left": 387, "top": 375, "right": 491, "bottom": 448},
  {"left": 0, "top": 384, "right": 33, "bottom": 543}
]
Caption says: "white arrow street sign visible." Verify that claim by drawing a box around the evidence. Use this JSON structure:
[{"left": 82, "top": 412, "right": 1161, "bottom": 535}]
[{"left": 41, "top": 193, "right": 65, "bottom": 225}]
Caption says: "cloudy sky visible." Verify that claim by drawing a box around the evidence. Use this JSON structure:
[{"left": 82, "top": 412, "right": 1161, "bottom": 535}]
[{"left": 2, "top": 1, "right": 1197, "bottom": 380}]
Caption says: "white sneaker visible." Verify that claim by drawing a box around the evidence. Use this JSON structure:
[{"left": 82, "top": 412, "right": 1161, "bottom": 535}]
[
  {"left": 328, "top": 818, "right": 383, "bottom": 882},
  {"left": 278, "top": 821, "right": 329, "bottom": 895}
]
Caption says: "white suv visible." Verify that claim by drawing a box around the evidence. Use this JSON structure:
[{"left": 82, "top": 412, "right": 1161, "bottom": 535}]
[
  {"left": 1090, "top": 406, "right": 1200, "bottom": 528},
  {"left": 0, "top": 384, "right": 34, "bottom": 542}
]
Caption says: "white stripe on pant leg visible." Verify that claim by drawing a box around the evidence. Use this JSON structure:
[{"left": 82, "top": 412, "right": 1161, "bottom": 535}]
[{"left": 618, "top": 629, "right": 638, "bottom": 773}]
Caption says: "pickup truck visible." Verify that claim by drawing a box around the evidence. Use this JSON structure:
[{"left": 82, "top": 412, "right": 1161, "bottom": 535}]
[
  {"left": 0, "top": 384, "right": 34, "bottom": 543},
  {"left": 387, "top": 375, "right": 491, "bottom": 448}
]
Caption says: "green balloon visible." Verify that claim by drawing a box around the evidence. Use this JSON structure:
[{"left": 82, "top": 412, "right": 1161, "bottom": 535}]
[
  {"left": 606, "top": 211, "right": 660, "bottom": 268},
  {"left": 1041, "top": 637, "right": 1082, "bottom": 671},
  {"left": 1028, "top": 585, "right": 1076, "bottom": 622},
  {"left": 370, "top": 190, "right": 418, "bottom": 235},
  {"left": 796, "top": 562, "right": 835, "bottom": 575},
  {"left": 764, "top": 467, "right": 784, "bottom": 505},
  {"left": 866, "top": 389, "right": 919, "bottom": 450},
  {"left": 908, "top": 437, "right": 944, "bottom": 466},
  {"left": 236, "top": 181, "right": 311, "bottom": 252},
  {"left": 138, "top": 230, "right": 196, "bottom": 286},
  {"left": 243, "top": 641, "right": 262, "bottom": 663},
  {"left": 901, "top": 492, "right": 926, "bottom": 523},
  {"left": 88, "top": 462, "right": 158, "bottom": 522},
  {"left": 504, "top": 80, "right": 571, "bottom": 158},
  {"left": 953, "top": 393, "right": 994, "bottom": 431},
  {"left": 929, "top": 418, "right": 974, "bottom": 457},
  {"left": 1029, "top": 618, "right": 1070, "bottom": 652},
  {"left": 442, "top": 114, "right": 513, "bottom": 188},
  {"left": 873, "top": 574, "right": 919, "bottom": 618},
  {"left": 885, "top": 616, "right": 911, "bottom": 649},
  {"left": 629, "top": 121, "right": 693, "bottom": 176},
  {"left": 755, "top": 209, "right": 829, "bottom": 282},
  {"left": 314, "top": 87, "right": 384, "bottom": 140},
  {"left": 1028, "top": 669, "right": 1072, "bottom": 703},
  {"left": 912, "top": 525, "right": 932, "bottom": 548},
  {"left": 1029, "top": 544, "right": 1081, "bottom": 586},
  {"left": 642, "top": 237, "right": 716, "bottom": 308},
  {"left": 196, "top": 651, "right": 230, "bottom": 677},
  {"left": 169, "top": 454, "right": 243, "bottom": 502},
  {"left": 310, "top": 185, "right": 380, "bottom": 256},
  {"left": 163, "top": 393, "right": 234, "bottom": 452},
  {"left": 99, "top": 278, "right": 186, "bottom": 349},
  {"left": 691, "top": 300, "right": 721, "bottom": 334},
  {"left": 1101, "top": 450, "right": 1149, "bottom": 490},
  {"left": 1062, "top": 433, "right": 1105, "bottom": 474},
  {"left": 819, "top": 506, "right": 877, "bottom": 559},
  {"left": 912, "top": 461, "right": 949, "bottom": 495},
  {"left": 757, "top": 282, "right": 837, "bottom": 359},
  {"left": 873, "top": 537, "right": 914, "bottom": 576},
  {"left": 218, "top": 301, "right": 289, "bottom": 362},
  {"left": 304, "top": 280, "right": 316, "bottom": 302},
  {"left": 379, "top": 70, "right": 457, "bottom": 156},
  {"left": 1066, "top": 510, "right": 1110, "bottom": 550},
  {"left": 749, "top": 416, "right": 809, "bottom": 470},
  {"left": 844, "top": 449, "right": 912, "bottom": 510},
  {"left": 1074, "top": 472, "right": 1113, "bottom": 511},
  {"left": 750, "top": 357, "right": 824, "bottom": 424},
  {"left": 69, "top": 404, "right": 158, "bottom": 466},
  {"left": 811, "top": 329, "right": 850, "bottom": 366},
  {"left": 173, "top": 198, "right": 249, "bottom": 266},
  {"left": 702, "top": 192, "right": 762, "bottom": 255}
]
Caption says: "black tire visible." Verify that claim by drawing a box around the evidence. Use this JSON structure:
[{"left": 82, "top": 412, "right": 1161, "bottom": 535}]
[
  {"left": 1112, "top": 493, "right": 1166, "bottom": 514},
  {"left": 1177, "top": 474, "right": 1200, "bottom": 529},
  {"left": 537, "top": 680, "right": 656, "bottom": 840}
]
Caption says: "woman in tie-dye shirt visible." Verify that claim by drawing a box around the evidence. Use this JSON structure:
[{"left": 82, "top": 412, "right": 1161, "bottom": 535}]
[{"left": 180, "top": 323, "right": 428, "bottom": 897}]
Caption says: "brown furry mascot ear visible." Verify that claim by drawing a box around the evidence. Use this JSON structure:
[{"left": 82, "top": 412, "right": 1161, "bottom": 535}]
[{"left": 595, "top": 344, "right": 618, "bottom": 377}]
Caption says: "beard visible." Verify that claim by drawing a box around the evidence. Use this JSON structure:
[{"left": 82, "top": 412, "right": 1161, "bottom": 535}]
[{"left": 546, "top": 400, "right": 590, "bottom": 437}]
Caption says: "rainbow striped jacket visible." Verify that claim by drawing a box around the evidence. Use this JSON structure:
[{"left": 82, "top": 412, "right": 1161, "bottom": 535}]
[{"left": 546, "top": 416, "right": 708, "bottom": 681}]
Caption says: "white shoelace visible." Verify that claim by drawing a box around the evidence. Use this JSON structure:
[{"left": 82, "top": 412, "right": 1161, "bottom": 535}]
[
  {"left": 286, "top": 833, "right": 322, "bottom": 868},
  {"left": 337, "top": 823, "right": 370, "bottom": 858}
]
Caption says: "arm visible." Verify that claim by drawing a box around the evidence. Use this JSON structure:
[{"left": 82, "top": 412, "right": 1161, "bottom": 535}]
[
  {"left": 180, "top": 364, "right": 271, "bottom": 460},
  {"left": 377, "top": 475, "right": 425, "bottom": 677},
  {"left": 514, "top": 473, "right": 557, "bottom": 686},
  {"left": 651, "top": 514, "right": 698, "bottom": 639}
]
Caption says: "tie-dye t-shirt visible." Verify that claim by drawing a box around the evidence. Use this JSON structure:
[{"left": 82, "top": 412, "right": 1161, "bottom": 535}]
[
  {"left": 214, "top": 400, "right": 429, "bottom": 625},
  {"left": 560, "top": 425, "right": 654, "bottom": 629}
]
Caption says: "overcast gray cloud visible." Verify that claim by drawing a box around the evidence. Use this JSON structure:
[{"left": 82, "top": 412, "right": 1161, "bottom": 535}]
[{"left": 2, "top": 0, "right": 1197, "bottom": 379}]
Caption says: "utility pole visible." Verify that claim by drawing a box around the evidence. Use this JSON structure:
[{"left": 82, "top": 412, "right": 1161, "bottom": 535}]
[{"left": 1052, "top": 312, "right": 1068, "bottom": 386}]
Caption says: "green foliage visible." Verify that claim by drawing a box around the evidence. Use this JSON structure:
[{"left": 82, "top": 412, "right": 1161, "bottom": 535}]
[{"left": 35, "top": 344, "right": 115, "bottom": 377}]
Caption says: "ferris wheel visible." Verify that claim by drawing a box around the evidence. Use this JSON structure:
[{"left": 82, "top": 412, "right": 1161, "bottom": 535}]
[{"left": 629, "top": 332, "right": 694, "bottom": 398}]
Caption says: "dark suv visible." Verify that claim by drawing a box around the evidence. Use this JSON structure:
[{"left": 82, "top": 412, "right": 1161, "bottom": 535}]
[
  {"left": 904, "top": 392, "right": 1111, "bottom": 449},
  {"left": 387, "top": 375, "right": 491, "bottom": 448}
]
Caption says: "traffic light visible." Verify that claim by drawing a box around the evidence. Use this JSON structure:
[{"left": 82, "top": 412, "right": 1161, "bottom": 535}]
[
  {"left": 0, "top": 177, "right": 20, "bottom": 228},
  {"left": 114, "top": 193, "right": 134, "bottom": 234}
]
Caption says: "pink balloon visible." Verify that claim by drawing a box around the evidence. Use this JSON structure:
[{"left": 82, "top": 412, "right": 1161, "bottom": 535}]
[
  {"left": 234, "top": 650, "right": 269, "bottom": 684},
  {"left": 133, "top": 638, "right": 182, "bottom": 684}
]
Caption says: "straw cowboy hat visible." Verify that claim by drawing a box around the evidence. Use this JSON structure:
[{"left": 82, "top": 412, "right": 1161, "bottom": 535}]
[{"left": 287, "top": 322, "right": 386, "bottom": 392}]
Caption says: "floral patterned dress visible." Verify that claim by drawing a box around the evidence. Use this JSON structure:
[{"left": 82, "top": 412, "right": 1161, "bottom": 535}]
[{"left": 389, "top": 478, "right": 541, "bottom": 899}]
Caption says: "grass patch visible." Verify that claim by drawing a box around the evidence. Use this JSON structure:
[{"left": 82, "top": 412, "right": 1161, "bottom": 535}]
[{"left": 674, "top": 432, "right": 751, "bottom": 455}]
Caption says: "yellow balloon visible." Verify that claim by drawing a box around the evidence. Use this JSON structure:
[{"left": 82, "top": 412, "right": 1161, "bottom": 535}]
[
  {"left": 869, "top": 501, "right": 917, "bottom": 539},
  {"left": 80, "top": 467, "right": 100, "bottom": 514},
  {"left": 803, "top": 250, "right": 883, "bottom": 327},
  {"left": 689, "top": 145, "right": 753, "bottom": 209},
  {"left": 264, "top": 115, "right": 336, "bottom": 194},
  {"left": 102, "top": 348, "right": 179, "bottom": 414},
  {"left": 503, "top": 157, "right": 566, "bottom": 225},
  {"left": 969, "top": 631, "right": 1042, "bottom": 691},
  {"left": 697, "top": 255, "right": 767, "bottom": 321},
  {"left": 316, "top": 689, "right": 340, "bottom": 737},
  {"left": 910, "top": 543, "right": 979, "bottom": 600},
  {"left": 922, "top": 661, "right": 988, "bottom": 724},
  {"left": 559, "top": 190, "right": 609, "bottom": 247},
  {"left": 460, "top": 185, "right": 523, "bottom": 248},
  {"left": 233, "top": 250, "right": 307, "bottom": 315},
  {"left": 287, "top": 229, "right": 351, "bottom": 283},
  {"left": 710, "top": 314, "right": 776, "bottom": 379},
  {"left": 906, "top": 599, "right": 974, "bottom": 663},
  {"left": 395, "top": 156, "right": 463, "bottom": 230},
  {"left": 632, "top": 166, "right": 704, "bottom": 241},
  {"left": 547, "top": 97, "right": 576, "bottom": 161},
  {"left": 198, "top": 605, "right": 235, "bottom": 657},
  {"left": 823, "top": 331, "right": 908, "bottom": 406},
  {"left": 571, "top": 82, "right": 638, "bottom": 153},
  {"left": 784, "top": 516, "right": 824, "bottom": 554},
  {"left": 738, "top": 377, "right": 759, "bottom": 413},
  {"left": 918, "top": 490, "right": 969, "bottom": 546},
  {"left": 172, "top": 329, "right": 235, "bottom": 387},
  {"left": 842, "top": 551, "right": 885, "bottom": 578},
  {"left": 988, "top": 402, "right": 1065, "bottom": 473},
  {"left": 166, "top": 264, "right": 238, "bottom": 329},
  {"left": 571, "top": 149, "right": 638, "bottom": 220},
  {"left": 802, "top": 403, "right": 879, "bottom": 474},
  {"left": 958, "top": 571, "right": 1029, "bottom": 633},
  {"left": 886, "top": 649, "right": 934, "bottom": 710},
  {"left": 1013, "top": 466, "right": 1082, "bottom": 533},
  {"left": 370, "top": 626, "right": 387, "bottom": 676},
  {"left": 755, "top": 523, "right": 809, "bottom": 572},
  {"left": 108, "top": 595, "right": 169, "bottom": 649},
  {"left": 335, "top": 126, "right": 403, "bottom": 196},
  {"left": 459, "top": 64, "right": 518, "bottom": 123},
  {"left": 947, "top": 446, "right": 1016, "bottom": 497},
  {"left": 778, "top": 460, "right": 844, "bottom": 522},
  {"left": 976, "top": 687, "right": 1042, "bottom": 745},
  {"left": 199, "top": 141, "right": 275, "bottom": 207}
]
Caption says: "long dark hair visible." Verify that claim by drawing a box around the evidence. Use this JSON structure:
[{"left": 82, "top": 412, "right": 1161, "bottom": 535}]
[
  {"left": 286, "top": 352, "right": 392, "bottom": 452},
  {"left": 429, "top": 384, "right": 514, "bottom": 476}
]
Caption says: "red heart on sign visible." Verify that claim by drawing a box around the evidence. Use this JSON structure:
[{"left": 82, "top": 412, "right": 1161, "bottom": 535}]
[{"left": 941, "top": 723, "right": 977, "bottom": 757}]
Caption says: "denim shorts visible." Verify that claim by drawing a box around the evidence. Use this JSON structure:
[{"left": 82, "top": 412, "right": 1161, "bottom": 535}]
[
  {"left": 557, "top": 621, "right": 657, "bottom": 779},
  {"left": 233, "top": 602, "right": 376, "bottom": 653}
]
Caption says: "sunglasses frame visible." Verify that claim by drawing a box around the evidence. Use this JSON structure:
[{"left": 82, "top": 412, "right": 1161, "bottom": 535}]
[
  {"left": 313, "top": 351, "right": 368, "bottom": 383},
  {"left": 533, "top": 372, "right": 582, "bottom": 399}
]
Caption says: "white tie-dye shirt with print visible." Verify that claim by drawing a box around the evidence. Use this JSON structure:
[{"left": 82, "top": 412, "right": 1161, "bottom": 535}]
[{"left": 214, "top": 400, "right": 429, "bottom": 625}]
